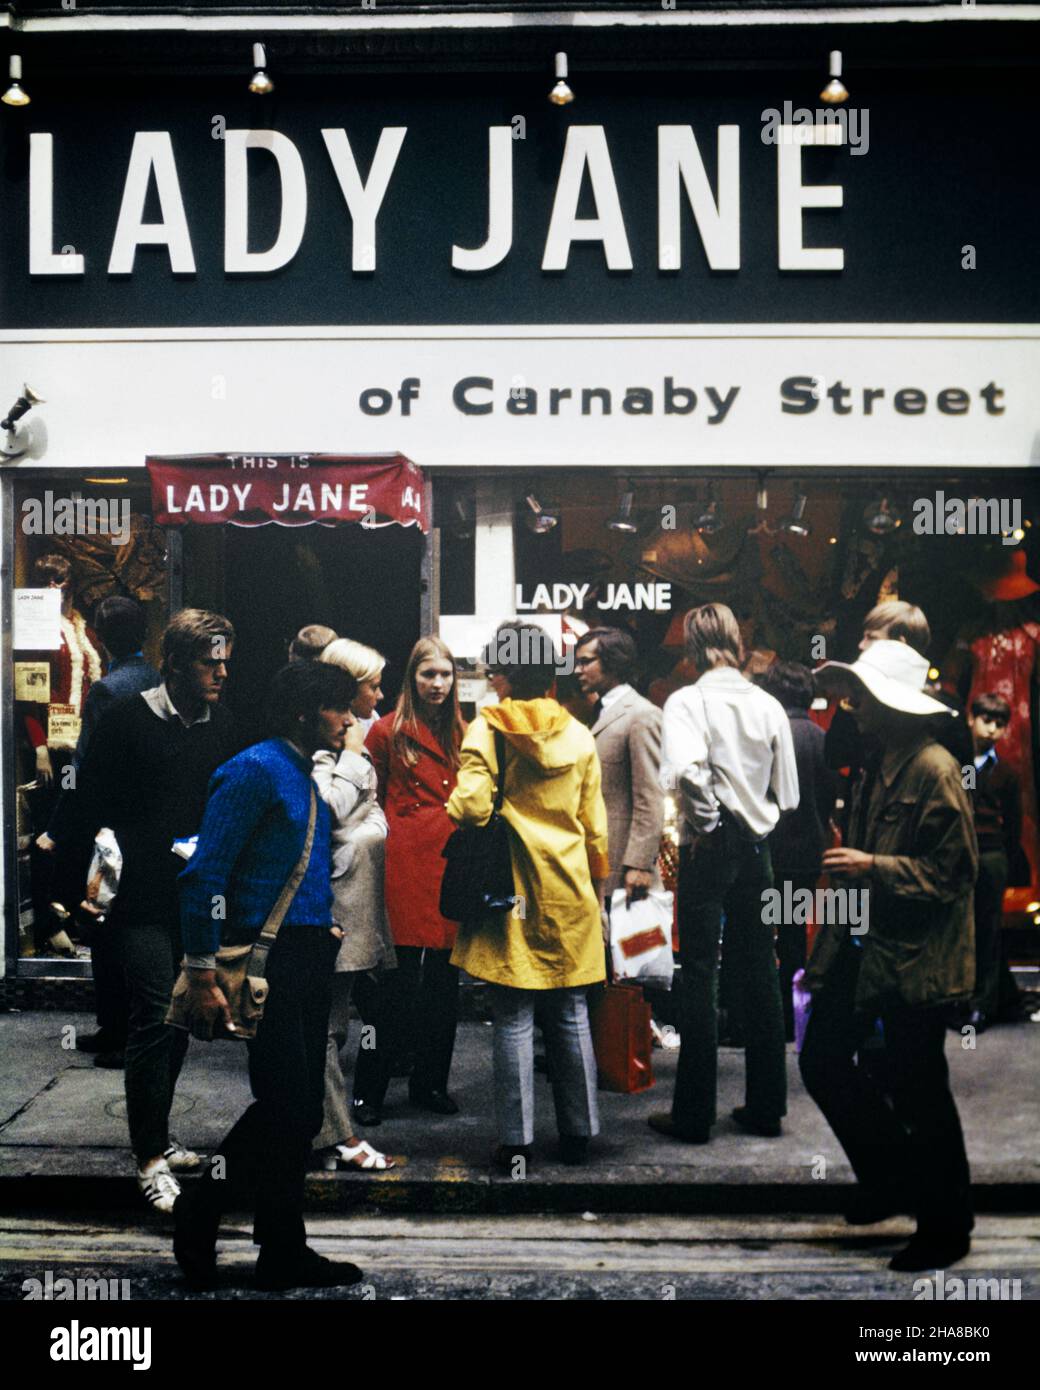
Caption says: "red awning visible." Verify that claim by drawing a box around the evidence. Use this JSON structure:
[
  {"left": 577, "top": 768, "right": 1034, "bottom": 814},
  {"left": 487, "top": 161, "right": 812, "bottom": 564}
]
[{"left": 147, "top": 454, "right": 428, "bottom": 533}]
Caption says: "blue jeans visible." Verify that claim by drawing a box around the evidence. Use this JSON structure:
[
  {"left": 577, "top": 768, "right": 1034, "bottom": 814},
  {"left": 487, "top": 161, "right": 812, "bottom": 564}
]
[{"left": 672, "top": 819, "right": 786, "bottom": 1133}]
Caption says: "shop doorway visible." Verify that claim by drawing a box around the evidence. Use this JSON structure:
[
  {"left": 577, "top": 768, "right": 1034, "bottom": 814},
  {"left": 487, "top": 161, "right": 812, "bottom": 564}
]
[{"left": 183, "top": 521, "right": 424, "bottom": 744}]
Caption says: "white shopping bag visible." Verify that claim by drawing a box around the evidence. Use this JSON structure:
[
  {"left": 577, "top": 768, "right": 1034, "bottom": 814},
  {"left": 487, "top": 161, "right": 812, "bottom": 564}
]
[
  {"left": 608, "top": 887, "right": 675, "bottom": 989},
  {"left": 84, "top": 828, "right": 122, "bottom": 916}
]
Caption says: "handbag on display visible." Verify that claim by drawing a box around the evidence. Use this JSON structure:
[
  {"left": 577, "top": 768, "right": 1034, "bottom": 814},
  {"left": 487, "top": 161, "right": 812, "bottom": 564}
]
[
  {"left": 439, "top": 728, "right": 516, "bottom": 921},
  {"left": 165, "top": 785, "right": 317, "bottom": 1042},
  {"left": 589, "top": 979, "right": 655, "bottom": 1094},
  {"left": 608, "top": 887, "right": 675, "bottom": 990}
]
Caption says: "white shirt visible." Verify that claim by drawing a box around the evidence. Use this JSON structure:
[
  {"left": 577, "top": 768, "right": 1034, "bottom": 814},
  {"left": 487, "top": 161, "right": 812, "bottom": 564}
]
[
  {"left": 661, "top": 667, "right": 799, "bottom": 842},
  {"left": 599, "top": 682, "right": 633, "bottom": 714},
  {"left": 142, "top": 683, "right": 211, "bottom": 728}
]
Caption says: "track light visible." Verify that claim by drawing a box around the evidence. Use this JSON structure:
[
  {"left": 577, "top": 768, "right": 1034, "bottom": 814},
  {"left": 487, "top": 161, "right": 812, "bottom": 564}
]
[
  {"left": 820, "top": 50, "right": 849, "bottom": 105},
  {"left": 524, "top": 494, "right": 559, "bottom": 534},
  {"left": 2, "top": 55, "right": 30, "bottom": 107},
  {"left": 781, "top": 493, "right": 811, "bottom": 537},
  {"left": 863, "top": 496, "right": 902, "bottom": 536},
  {"left": 2, "top": 384, "right": 44, "bottom": 433},
  {"left": 695, "top": 484, "right": 723, "bottom": 536},
  {"left": 249, "top": 43, "right": 274, "bottom": 96},
  {"left": 549, "top": 52, "right": 574, "bottom": 106},
  {"left": 608, "top": 491, "right": 638, "bottom": 534}
]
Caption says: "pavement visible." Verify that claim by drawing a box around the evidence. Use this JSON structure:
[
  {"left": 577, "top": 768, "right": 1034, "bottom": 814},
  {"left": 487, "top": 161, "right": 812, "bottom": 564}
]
[{"left": 1, "top": 1009, "right": 1038, "bottom": 1215}]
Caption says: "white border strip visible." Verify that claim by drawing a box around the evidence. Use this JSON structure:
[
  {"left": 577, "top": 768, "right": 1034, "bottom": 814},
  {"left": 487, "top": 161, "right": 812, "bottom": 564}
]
[
  {"left": 5, "top": 5, "right": 1040, "bottom": 33},
  {"left": 0, "top": 323, "right": 1038, "bottom": 343}
]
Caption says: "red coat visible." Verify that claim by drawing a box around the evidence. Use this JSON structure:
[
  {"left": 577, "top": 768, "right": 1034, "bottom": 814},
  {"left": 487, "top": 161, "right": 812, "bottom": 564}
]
[{"left": 365, "top": 712, "right": 461, "bottom": 949}]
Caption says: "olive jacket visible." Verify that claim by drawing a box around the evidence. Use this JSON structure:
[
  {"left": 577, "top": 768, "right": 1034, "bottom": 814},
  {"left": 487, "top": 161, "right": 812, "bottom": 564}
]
[{"left": 806, "top": 733, "right": 978, "bottom": 1012}]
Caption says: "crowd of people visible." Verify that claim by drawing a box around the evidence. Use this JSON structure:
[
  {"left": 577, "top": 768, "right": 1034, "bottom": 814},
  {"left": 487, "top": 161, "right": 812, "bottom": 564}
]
[{"left": 35, "top": 591, "right": 1029, "bottom": 1290}]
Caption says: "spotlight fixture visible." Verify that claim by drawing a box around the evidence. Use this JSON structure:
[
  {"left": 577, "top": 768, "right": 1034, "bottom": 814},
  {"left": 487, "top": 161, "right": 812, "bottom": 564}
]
[
  {"left": 781, "top": 492, "right": 811, "bottom": 537},
  {"left": 2, "top": 55, "right": 30, "bottom": 107},
  {"left": 451, "top": 495, "right": 474, "bottom": 541},
  {"left": 608, "top": 491, "right": 638, "bottom": 534},
  {"left": 549, "top": 52, "right": 574, "bottom": 106},
  {"left": 694, "top": 484, "right": 723, "bottom": 536},
  {"left": 249, "top": 43, "right": 274, "bottom": 96},
  {"left": 524, "top": 494, "right": 559, "bottom": 534},
  {"left": 1, "top": 384, "right": 44, "bottom": 433},
  {"left": 863, "top": 496, "right": 902, "bottom": 536},
  {"left": 820, "top": 49, "right": 849, "bottom": 105}
]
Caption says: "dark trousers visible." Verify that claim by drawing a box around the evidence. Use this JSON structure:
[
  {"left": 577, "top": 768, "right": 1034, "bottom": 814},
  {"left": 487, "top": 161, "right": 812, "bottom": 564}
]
[
  {"left": 354, "top": 945, "right": 459, "bottom": 1105},
  {"left": 123, "top": 921, "right": 190, "bottom": 1162},
  {"left": 799, "top": 939, "right": 973, "bottom": 1239},
  {"left": 672, "top": 822, "right": 787, "bottom": 1132},
  {"left": 200, "top": 925, "right": 337, "bottom": 1253},
  {"left": 91, "top": 920, "right": 129, "bottom": 1046},
  {"left": 974, "top": 850, "right": 1008, "bottom": 1020}
]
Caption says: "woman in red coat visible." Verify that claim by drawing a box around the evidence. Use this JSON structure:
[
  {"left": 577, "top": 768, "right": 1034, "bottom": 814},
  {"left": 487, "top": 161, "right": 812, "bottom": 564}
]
[{"left": 352, "top": 637, "right": 466, "bottom": 1126}]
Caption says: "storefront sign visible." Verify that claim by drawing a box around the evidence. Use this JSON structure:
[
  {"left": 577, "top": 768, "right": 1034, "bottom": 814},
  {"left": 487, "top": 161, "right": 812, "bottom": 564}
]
[{"left": 146, "top": 454, "right": 428, "bottom": 531}]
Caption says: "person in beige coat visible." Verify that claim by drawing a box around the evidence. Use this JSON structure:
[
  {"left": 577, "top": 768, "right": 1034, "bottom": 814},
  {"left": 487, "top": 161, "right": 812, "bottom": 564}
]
[
  {"left": 312, "top": 639, "right": 397, "bottom": 1172},
  {"left": 575, "top": 627, "right": 664, "bottom": 907},
  {"left": 447, "top": 622, "right": 610, "bottom": 1170}
]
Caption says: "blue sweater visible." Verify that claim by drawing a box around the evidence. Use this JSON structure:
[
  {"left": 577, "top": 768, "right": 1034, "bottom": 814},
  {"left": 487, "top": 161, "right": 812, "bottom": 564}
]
[{"left": 180, "top": 737, "right": 333, "bottom": 956}]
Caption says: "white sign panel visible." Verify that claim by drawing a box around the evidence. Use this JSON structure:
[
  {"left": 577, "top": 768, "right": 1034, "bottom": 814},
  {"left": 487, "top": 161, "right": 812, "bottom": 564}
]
[
  {"left": 13, "top": 588, "right": 62, "bottom": 650},
  {"left": 5, "top": 326, "right": 1038, "bottom": 469}
]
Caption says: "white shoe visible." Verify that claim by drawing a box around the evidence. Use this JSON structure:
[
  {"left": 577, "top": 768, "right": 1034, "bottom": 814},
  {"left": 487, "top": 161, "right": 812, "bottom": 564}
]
[
  {"left": 162, "top": 1139, "right": 202, "bottom": 1172},
  {"left": 322, "top": 1140, "right": 396, "bottom": 1172},
  {"left": 137, "top": 1157, "right": 181, "bottom": 1214}
]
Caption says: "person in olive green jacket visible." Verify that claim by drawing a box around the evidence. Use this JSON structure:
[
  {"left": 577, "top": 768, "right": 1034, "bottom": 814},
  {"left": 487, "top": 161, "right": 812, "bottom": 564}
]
[
  {"left": 448, "top": 622, "right": 610, "bottom": 1171},
  {"left": 803, "top": 639, "right": 978, "bottom": 1276}
]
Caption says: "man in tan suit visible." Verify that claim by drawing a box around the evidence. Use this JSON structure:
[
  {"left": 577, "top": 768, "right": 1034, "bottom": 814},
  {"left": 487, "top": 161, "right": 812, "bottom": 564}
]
[{"left": 575, "top": 628, "right": 664, "bottom": 907}]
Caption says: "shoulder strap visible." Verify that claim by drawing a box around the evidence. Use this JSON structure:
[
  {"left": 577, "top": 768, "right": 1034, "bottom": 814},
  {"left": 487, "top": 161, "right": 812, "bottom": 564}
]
[
  {"left": 492, "top": 727, "right": 507, "bottom": 813},
  {"left": 246, "top": 784, "right": 318, "bottom": 977}
]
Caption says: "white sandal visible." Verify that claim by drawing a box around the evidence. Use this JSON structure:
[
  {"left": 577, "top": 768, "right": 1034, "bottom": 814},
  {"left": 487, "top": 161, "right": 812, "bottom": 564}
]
[{"left": 323, "top": 1140, "right": 396, "bottom": 1172}]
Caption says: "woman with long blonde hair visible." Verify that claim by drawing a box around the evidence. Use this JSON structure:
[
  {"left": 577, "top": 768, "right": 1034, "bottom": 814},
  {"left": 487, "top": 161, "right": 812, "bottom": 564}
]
[{"left": 354, "top": 637, "right": 466, "bottom": 1125}]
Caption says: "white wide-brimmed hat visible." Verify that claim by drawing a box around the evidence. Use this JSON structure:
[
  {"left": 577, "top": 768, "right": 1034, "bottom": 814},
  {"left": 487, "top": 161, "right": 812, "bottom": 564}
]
[{"left": 814, "top": 639, "right": 953, "bottom": 718}]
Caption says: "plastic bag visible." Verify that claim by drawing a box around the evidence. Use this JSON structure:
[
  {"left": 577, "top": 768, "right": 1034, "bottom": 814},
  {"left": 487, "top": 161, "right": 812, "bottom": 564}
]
[
  {"left": 608, "top": 888, "right": 675, "bottom": 990},
  {"left": 84, "top": 828, "right": 122, "bottom": 917},
  {"left": 792, "top": 968, "right": 812, "bottom": 1053}
]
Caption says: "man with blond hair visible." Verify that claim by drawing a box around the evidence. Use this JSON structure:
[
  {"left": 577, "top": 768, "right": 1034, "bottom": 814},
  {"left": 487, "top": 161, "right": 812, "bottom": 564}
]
[{"left": 651, "top": 603, "right": 798, "bottom": 1145}]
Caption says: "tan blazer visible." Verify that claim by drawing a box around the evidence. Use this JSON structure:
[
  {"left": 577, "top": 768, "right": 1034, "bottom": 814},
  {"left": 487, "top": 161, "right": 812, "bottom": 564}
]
[{"left": 591, "top": 687, "right": 665, "bottom": 899}]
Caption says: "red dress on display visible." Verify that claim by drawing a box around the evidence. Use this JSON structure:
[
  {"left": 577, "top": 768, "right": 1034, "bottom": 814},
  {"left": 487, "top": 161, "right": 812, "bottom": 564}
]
[{"left": 968, "top": 622, "right": 1040, "bottom": 883}]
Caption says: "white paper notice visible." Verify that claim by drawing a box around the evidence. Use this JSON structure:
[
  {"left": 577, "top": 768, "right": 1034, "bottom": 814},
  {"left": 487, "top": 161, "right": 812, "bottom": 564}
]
[{"left": 13, "top": 588, "right": 62, "bottom": 650}]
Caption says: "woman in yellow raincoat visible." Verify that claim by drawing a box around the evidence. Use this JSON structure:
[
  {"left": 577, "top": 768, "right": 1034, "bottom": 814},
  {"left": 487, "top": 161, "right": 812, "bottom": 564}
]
[{"left": 447, "top": 621, "right": 610, "bottom": 1170}]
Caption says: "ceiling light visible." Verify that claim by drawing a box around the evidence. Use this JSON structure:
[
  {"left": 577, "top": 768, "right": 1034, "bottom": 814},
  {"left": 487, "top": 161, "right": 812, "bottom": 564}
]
[
  {"left": 2, "top": 55, "right": 30, "bottom": 108},
  {"left": 863, "top": 497, "right": 902, "bottom": 536},
  {"left": 249, "top": 43, "right": 274, "bottom": 96},
  {"left": 524, "top": 494, "right": 558, "bottom": 534},
  {"left": 781, "top": 492, "right": 811, "bottom": 537},
  {"left": 608, "top": 491, "right": 638, "bottom": 533},
  {"left": 549, "top": 52, "right": 574, "bottom": 106},
  {"left": 820, "top": 49, "right": 849, "bottom": 105}
]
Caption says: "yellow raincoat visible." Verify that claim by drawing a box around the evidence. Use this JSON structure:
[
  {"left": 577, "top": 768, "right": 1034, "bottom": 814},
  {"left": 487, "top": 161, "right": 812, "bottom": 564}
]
[{"left": 447, "top": 699, "right": 611, "bottom": 990}]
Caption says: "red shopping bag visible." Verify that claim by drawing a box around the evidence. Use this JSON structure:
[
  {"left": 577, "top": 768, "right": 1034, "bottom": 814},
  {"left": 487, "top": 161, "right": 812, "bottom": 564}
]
[{"left": 589, "top": 981, "right": 655, "bottom": 1094}]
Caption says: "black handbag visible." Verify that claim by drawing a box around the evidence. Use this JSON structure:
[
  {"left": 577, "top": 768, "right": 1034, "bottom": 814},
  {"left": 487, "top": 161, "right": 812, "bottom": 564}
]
[{"left": 440, "top": 728, "right": 516, "bottom": 922}]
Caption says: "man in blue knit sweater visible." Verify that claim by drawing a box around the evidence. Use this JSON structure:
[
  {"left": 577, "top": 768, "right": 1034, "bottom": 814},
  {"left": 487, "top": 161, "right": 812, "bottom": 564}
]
[{"left": 173, "top": 660, "right": 363, "bottom": 1293}]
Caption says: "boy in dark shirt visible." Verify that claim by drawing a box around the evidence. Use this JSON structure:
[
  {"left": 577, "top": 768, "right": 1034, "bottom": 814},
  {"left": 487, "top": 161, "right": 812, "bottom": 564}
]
[{"left": 969, "top": 692, "right": 1021, "bottom": 1029}]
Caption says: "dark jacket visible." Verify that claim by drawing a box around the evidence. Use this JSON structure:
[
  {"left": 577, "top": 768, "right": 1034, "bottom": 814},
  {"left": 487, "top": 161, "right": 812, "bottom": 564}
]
[
  {"left": 769, "top": 709, "right": 838, "bottom": 877},
  {"left": 807, "top": 734, "right": 978, "bottom": 1012},
  {"left": 972, "top": 752, "right": 1021, "bottom": 859}
]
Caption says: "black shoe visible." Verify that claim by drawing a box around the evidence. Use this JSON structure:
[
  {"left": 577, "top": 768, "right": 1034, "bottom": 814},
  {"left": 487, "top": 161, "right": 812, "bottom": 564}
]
[
  {"left": 731, "top": 1106, "right": 782, "bottom": 1138},
  {"left": 93, "top": 1050, "right": 125, "bottom": 1069},
  {"left": 351, "top": 1099, "right": 382, "bottom": 1127},
  {"left": 968, "top": 1009, "right": 989, "bottom": 1034},
  {"left": 557, "top": 1135, "right": 589, "bottom": 1166},
  {"left": 844, "top": 1189, "right": 905, "bottom": 1226},
  {"left": 647, "top": 1112, "right": 710, "bottom": 1144},
  {"left": 76, "top": 1030, "right": 119, "bottom": 1054},
  {"left": 173, "top": 1187, "right": 219, "bottom": 1291},
  {"left": 888, "top": 1232, "right": 971, "bottom": 1273},
  {"left": 255, "top": 1246, "right": 364, "bottom": 1292},
  {"left": 408, "top": 1086, "right": 459, "bottom": 1116}
]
